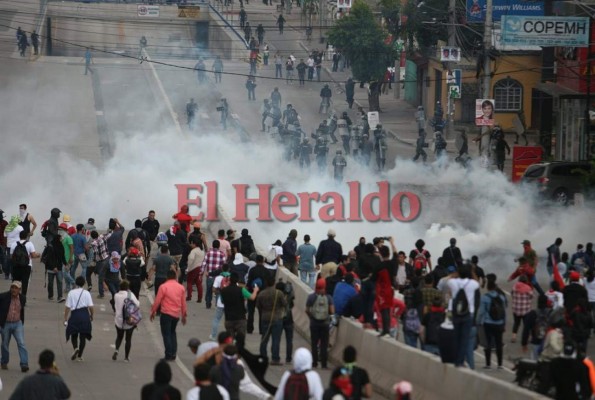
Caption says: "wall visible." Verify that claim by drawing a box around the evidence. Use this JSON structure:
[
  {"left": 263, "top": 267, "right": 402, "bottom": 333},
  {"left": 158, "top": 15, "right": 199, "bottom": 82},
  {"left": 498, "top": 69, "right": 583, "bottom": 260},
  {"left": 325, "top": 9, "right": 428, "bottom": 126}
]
[{"left": 207, "top": 6, "right": 249, "bottom": 60}]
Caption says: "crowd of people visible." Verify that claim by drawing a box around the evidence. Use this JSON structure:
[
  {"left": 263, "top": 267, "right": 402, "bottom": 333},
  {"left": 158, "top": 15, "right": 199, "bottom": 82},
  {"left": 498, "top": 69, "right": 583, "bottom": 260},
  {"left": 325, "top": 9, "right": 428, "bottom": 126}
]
[{"left": 1, "top": 203, "right": 594, "bottom": 398}]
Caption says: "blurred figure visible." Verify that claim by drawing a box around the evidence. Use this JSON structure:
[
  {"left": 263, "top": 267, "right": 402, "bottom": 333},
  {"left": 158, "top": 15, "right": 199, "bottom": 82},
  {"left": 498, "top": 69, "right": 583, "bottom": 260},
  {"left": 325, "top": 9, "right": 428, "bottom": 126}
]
[{"left": 9, "top": 349, "right": 70, "bottom": 399}]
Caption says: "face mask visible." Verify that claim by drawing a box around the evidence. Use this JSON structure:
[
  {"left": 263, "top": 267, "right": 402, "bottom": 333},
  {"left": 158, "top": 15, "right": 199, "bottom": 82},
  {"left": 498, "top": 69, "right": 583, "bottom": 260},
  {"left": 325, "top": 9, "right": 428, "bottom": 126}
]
[{"left": 19, "top": 209, "right": 26, "bottom": 219}]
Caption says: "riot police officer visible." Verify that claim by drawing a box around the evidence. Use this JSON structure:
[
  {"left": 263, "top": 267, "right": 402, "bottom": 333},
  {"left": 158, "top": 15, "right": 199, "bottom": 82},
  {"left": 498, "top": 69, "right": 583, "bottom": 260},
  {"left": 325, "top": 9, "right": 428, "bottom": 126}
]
[
  {"left": 337, "top": 115, "right": 350, "bottom": 155},
  {"left": 361, "top": 133, "right": 373, "bottom": 166},
  {"left": 373, "top": 124, "right": 387, "bottom": 171},
  {"left": 413, "top": 129, "right": 428, "bottom": 163},
  {"left": 332, "top": 150, "right": 347, "bottom": 182},
  {"left": 435, "top": 131, "right": 447, "bottom": 158},
  {"left": 299, "top": 138, "right": 313, "bottom": 169},
  {"left": 328, "top": 113, "right": 339, "bottom": 144},
  {"left": 314, "top": 137, "right": 329, "bottom": 172}
]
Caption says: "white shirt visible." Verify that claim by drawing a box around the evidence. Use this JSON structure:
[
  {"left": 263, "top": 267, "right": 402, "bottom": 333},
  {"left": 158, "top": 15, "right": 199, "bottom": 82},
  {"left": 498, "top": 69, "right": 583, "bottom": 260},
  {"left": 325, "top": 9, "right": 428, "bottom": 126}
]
[
  {"left": 237, "top": 359, "right": 270, "bottom": 400},
  {"left": 396, "top": 263, "right": 407, "bottom": 285},
  {"left": 187, "top": 247, "right": 205, "bottom": 273},
  {"left": 446, "top": 278, "right": 480, "bottom": 313},
  {"left": 10, "top": 240, "right": 36, "bottom": 267},
  {"left": 186, "top": 384, "right": 230, "bottom": 400},
  {"left": 586, "top": 279, "right": 595, "bottom": 302},
  {"left": 213, "top": 275, "right": 226, "bottom": 308},
  {"left": 5, "top": 226, "right": 24, "bottom": 249},
  {"left": 65, "top": 288, "right": 94, "bottom": 310}
]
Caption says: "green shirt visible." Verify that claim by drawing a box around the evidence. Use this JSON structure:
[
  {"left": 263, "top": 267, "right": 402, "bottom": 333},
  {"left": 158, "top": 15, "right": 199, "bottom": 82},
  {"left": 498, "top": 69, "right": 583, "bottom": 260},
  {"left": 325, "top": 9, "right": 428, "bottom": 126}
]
[{"left": 62, "top": 235, "right": 74, "bottom": 264}]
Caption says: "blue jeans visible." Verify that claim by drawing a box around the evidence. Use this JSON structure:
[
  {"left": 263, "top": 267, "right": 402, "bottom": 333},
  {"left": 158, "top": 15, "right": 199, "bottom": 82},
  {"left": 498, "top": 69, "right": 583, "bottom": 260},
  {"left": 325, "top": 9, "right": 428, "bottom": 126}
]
[
  {"left": 72, "top": 256, "right": 88, "bottom": 280},
  {"left": 299, "top": 269, "right": 317, "bottom": 289},
  {"left": 96, "top": 258, "right": 108, "bottom": 296},
  {"left": 63, "top": 264, "right": 75, "bottom": 291},
  {"left": 47, "top": 270, "right": 63, "bottom": 299},
  {"left": 282, "top": 319, "right": 294, "bottom": 362},
  {"left": 361, "top": 279, "right": 376, "bottom": 325},
  {"left": 211, "top": 306, "right": 224, "bottom": 338},
  {"left": 404, "top": 331, "right": 420, "bottom": 348},
  {"left": 275, "top": 64, "right": 282, "bottom": 78},
  {"left": 465, "top": 325, "right": 477, "bottom": 369},
  {"left": 260, "top": 319, "right": 282, "bottom": 362},
  {"left": 4, "top": 247, "right": 11, "bottom": 279},
  {"left": 206, "top": 276, "right": 215, "bottom": 307},
  {"left": 453, "top": 315, "right": 473, "bottom": 367},
  {"left": 1, "top": 321, "right": 29, "bottom": 367},
  {"left": 423, "top": 343, "right": 440, "bottom": 356},
  {"left": 160, "top": 313, "right": 179, "bottom": 359}
]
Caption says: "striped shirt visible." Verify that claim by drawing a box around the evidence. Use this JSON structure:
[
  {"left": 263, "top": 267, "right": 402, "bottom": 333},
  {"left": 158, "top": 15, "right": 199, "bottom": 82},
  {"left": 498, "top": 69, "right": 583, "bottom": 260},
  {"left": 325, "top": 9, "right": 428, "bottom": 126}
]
[
  {"left": 201, "top": 248, "right": 227, "bottom": 274},
  {"left": 91, "top": 233, "right": 112, "bottom": 262}
]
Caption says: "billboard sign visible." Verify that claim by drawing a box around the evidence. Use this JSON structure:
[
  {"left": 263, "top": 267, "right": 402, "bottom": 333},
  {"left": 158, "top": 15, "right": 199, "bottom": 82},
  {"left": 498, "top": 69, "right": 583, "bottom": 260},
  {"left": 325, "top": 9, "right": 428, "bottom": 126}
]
[
  {"left": 475, "top": 99, "right": 495, "bottom": 126},
  {"left": 137, "top": 4, "right": 160, "bottom": 17},
  {"left": 501, "top": 16, "right": 590, "bottom": 48},
  {"left": 447, "top": 69, "right": 462, "bottom": 99},
  {"left": 467, "top": 0, "right": 544, "bottom": 22},
  {"left": 440, "top": 47, "right": 461, "bottom": 62},
  {"left": 337, "top": 0, "right": 352, "bottom": 9}
]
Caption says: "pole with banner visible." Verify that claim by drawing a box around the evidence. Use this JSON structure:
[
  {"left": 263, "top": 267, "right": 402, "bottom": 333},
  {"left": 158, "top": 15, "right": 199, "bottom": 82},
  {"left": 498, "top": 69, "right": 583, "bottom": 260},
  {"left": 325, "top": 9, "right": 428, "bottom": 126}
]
[
  {"left": 479, "top": 0, "right": 493, "bottom": 168},
  {"left": 394, "top": 39, "right": 404, "bottom": 100}
]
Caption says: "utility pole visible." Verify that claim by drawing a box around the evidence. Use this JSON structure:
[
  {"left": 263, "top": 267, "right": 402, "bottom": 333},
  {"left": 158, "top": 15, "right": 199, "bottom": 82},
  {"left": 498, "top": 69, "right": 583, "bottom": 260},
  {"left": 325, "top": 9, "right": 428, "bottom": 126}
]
[
  {"left": 446, "top": 0, "right": 456, "bottom": 139},
  {"left": 479, "top": 0, "right": 493, "bottom": 167}
]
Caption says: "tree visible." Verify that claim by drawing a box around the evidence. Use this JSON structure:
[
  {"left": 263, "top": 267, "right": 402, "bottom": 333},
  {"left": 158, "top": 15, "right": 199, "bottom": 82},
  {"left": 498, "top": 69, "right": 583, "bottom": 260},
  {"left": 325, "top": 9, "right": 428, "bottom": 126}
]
[{"left": 328, "top": 0, "right": 394, "bottom": 111}]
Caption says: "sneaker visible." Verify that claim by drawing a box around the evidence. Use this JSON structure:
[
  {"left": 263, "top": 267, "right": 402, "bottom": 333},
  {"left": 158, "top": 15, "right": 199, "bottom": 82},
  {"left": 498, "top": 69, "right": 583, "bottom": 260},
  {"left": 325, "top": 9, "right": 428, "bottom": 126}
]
[
  {"left": 76, "top": 357, "right": 84, "bottom": 362},
  {"left": 497, "top": 366, "right": 504, "bottom": 370},
  {"left": 48, "top": 297, "right": 54, "bottom": 301},
  {"left": 21, "top": 366, "right": 29, "bottom": 373},
  {"left": 270, "top": 360, "right": 283, "bottom": 366},
  {"left": 71, "top": 348, "right": 79, "bottom": 361},
  {"left": 57, "top": 298, "right": 65, "bottom": 303},
  {"left": 208, "top": 335, "right": 216, "bottom": 341},
  {"left": 1, "top": 364, "right": 7, "bottom": 370},
  {"left": 483, "top": 365, "right": 491, "bottom": 369},
  {"left": 112, "top": 351, "right": 118, "bottom": 361},
  {"left": 124, "top": 358, "right": 130, "bottom": 363}
]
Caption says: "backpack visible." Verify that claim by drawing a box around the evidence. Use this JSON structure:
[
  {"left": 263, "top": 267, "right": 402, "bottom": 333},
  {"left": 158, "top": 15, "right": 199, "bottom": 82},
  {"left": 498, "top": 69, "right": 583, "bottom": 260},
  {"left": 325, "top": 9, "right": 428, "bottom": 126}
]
[
  {"left": 311, "top": 294, "right": 329, "bottom": 321},
  {"left": 413, "top": 249, "right": 429, "bottom": 272},
  {"left": 220, "top": 274, "right": 231, "bottom": 290},
  {"left": 488, "top": 294, "right": 505, "bottom": 321},
  {"left": 425, "top": 311, "right": 445, "bottom": 344},
  {"left": 533, "top": 309, "right": 550, "bottom": 341},
  {"left": 156, "top": 232, "right": 168, "bottom": 246},
  {"left": 404, "top": 308, "right": 421, "bottom": 334},
  {"left": 451, "top": 282, "right": 470, "bottom": 319},
  {"left": 12, "top": 241, "right": 30, "bottom": 268},
  {"left": 122, "top": 291, "right": 142, "bottom": 326},
  {"left": 283, "top": 370, "right": 309, "bottom": 400}
]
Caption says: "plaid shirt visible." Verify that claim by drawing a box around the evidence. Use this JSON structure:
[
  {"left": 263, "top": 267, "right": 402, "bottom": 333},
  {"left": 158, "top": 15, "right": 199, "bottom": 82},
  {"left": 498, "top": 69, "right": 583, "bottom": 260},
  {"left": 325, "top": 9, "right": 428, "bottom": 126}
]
[
  {"left": 91, "top": 233, "right": 112, "bottom": 262},
  {"left": 420, "top": 287, "right": 442, "bottom": 308},
  {"left": 512, "top": 287, "right": 534, "bottom": 316},
  {"left": 201, "top": 248, "right": 226, "bottom": 274}
]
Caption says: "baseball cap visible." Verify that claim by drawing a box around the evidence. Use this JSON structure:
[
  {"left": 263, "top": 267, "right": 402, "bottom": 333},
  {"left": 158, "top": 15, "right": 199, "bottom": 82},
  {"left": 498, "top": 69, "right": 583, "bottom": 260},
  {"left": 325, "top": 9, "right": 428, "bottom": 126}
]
[
  {"left": 11, "top": 281, "right": 22, "bottom": 289},
  {"left": 315, "top": 278, "right": 326, "bottom": 291},
  {"left": 87, "top": 218, "right": 95, "bottom": 224},
  {"left": 521, "top": 240, "right": 531, "bottom": 245},
  {"left": 63, "top": 214, "right": 71, "bottom": 222},
  {"left": 569, "top": 271, "right": 581, "bottom": 282},
  {"left": 58, "top": 223, "right": 68, "bottom": 230},
  {"left": 327, "top": 229, "right": 336, "bottom": 237},
  {"left": 188, "top": 338, "right": 201, "bottom": 348}
]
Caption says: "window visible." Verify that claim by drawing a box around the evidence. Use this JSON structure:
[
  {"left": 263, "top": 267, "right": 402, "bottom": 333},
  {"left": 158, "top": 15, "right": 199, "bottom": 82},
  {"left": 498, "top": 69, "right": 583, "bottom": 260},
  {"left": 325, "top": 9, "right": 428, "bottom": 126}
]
[{"left": 494, "top": 78, "right": 522, "bottom": 112}]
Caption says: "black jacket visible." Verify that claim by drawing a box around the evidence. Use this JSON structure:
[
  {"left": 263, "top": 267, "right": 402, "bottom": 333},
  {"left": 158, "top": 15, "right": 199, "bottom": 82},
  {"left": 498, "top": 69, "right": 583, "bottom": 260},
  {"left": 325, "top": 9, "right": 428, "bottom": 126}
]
[
  {"left": 563, "top": 283, "right": 588, "bottom": 313},
  {"left": 0, "top": 291, "right": 25, "bottom": 328},
  {"left": 316, "top": 238, "right": 343, "bottom": 265}
]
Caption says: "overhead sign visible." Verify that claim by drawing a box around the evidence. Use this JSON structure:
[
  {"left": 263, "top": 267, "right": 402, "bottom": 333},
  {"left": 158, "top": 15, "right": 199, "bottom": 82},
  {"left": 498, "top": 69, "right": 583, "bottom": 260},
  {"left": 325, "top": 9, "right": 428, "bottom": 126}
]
[
  {"left": 137, "top": 4, "right": 159, "bottom": 17},
  {"left": 475, "top": 99, "right": 495, "bottom": 126},
  {"left": 466, "top": 0, "right": 544, "bottom": 22},
  {"left": 501, "top": 16, "right": 590, "bottom": 47},
  {"left": 440, "top": 47, "right": 460, "bottom": 62},
  {"left": 492, "top": 28, "right": 541, "bottom": 51},
  {"left": 337, "top": 0, "right": 352, "bottom": 9},
  {"left": 367, "top": 112, "right": 380, "bottom": 129},
  {"left": 512, "top": 146, "right": 543, "bottom": 182}
]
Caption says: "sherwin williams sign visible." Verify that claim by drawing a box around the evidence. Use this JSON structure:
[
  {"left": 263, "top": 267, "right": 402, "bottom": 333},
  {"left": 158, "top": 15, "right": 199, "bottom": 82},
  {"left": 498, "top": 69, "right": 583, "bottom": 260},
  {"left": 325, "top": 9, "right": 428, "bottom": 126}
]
[
  {"left": 501, "top": 16, "right": 590, "bottom": 47},
  {"left": 466, "top": 0, "right": 543, "bottom": 22}
]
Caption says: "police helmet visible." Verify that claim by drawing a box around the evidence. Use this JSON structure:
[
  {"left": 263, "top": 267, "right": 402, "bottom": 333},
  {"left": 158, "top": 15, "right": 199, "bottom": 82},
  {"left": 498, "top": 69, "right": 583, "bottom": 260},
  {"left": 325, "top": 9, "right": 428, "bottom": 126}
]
[{"left": 336, "top": 150, "right": 342, "bottom": 154}]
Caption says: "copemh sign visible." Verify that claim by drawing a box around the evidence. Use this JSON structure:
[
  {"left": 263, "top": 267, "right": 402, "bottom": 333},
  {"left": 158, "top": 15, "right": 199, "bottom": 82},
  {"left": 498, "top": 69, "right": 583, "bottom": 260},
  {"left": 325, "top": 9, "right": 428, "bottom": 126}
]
[
  {"left": 501, "top": 16, "right": 590, "bottom": 48},
  {"left": 466, "top": 0, "right": 543, "bottom": 22}
]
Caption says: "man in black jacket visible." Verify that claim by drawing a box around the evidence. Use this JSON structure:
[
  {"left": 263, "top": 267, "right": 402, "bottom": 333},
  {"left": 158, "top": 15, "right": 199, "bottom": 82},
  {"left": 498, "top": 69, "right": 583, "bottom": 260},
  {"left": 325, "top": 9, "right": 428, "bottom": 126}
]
[
  {"left": 0, "top": 281, "right": 29, "bottom": 371},
  {"left": 315, "top": 229, "right": 343, "bottom": 268},
  {"left": 441, "top": 238, "right": 463, "bottom": 269},
  {"left": 232, "top": 229, "right": 256, "bottom": 259}
]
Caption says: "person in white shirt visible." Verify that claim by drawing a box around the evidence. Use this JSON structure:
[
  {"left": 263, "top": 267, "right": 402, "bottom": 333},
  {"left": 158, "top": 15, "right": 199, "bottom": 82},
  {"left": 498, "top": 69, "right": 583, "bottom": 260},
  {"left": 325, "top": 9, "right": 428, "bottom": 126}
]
[
  {"left": 186, "top": 240, "right": 206, "bottom": 302},
  {"left": 10, "top": 230, "right": 39, "bottom": 296},
  {"left": 186, "top": 362, "right": 230, "bottom": 400},
  {"left": 274, "top": 348, "right": 324, "bottom": 400},
  {"left": 4, "top": 216, "right": 24, "bottom": 280},
  {"left": 64, "top": 276, "right": 94, "bottom": 361},
  {"left": 112, "top": 280, "right": 140, "bottom": 362},
  {"left": 446, "top": 263, "right": 480, "bottom": 367}
]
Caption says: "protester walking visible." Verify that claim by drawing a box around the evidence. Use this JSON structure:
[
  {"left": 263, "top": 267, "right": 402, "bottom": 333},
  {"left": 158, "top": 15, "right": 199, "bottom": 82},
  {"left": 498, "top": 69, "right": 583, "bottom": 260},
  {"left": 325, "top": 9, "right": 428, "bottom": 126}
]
[
  {"left": 64, "top": 277, "right": 94, "bottom": 362},
  {"left": 112, "top": 280, "right": 140, "bottom": 362},
  {"left": 0, "top": 281, "right": 29, "bottom": 372}
]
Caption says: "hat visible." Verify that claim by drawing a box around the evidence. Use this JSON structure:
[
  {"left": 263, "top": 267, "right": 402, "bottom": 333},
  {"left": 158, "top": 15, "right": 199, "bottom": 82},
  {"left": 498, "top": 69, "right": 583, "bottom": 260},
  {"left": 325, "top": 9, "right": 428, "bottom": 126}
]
[
  {"left": 188, "top": 338, "right": 201, "bottom": 348},
  {"left": 58, "top": 223, "right": 68, "bottom": 230},
  {"left": 233, "top": 253, "right": 244, "bottom": 265},
  {"left": 63, "top": 214, "right": 71, "bottom": 222},
  {"left": 129, "top": 248, "right": 140, "bottom": 257},
  {"left": 447, "top": 265, "right": 456, "bottom": 274},
  {"left": 87, "top": 218, "right": 95, "bottom": 224},
  {"left": 11, "top": 281, "right": 22, "bottom": 289},
  {"left": 315, "top": 278, "right": 326, "bottom": 291},
  {"left": 111, "top": 251, "right": 121, "bottom": 260},
  {"left": 327, "top": 229, "right": 336, "bottom": 237},
  {"left": 241, "top": 228, "right": 249, "bottom": 235},
  {"left": 193, "top": 221, "right": 201, "bottom": 229},
  {"left": 226, "top": 229, "right": 236, "bottom": 236},
  {"left": 569, "top": 271, "right": 581, "bottom": 282},
  {"left": 521, "top": 240, "right": 531, "bottom": 245}
]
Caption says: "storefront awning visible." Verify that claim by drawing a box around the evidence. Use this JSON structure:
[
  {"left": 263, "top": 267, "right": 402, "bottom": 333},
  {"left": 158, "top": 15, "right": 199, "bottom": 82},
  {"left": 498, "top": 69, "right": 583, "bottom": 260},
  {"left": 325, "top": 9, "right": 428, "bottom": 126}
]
[{"left": 536, "top": 82, "right": 582, "bottom": 98}]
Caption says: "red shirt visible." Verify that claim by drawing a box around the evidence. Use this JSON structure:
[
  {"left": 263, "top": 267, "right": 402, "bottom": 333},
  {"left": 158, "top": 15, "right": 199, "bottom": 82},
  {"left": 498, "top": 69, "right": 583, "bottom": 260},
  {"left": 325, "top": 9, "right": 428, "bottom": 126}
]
[
  {"left": 151, "top": 279, "right": 187, "bottom": 319},
  {"left": 173, "top": 213, "right": 192, "bottom": 232}
]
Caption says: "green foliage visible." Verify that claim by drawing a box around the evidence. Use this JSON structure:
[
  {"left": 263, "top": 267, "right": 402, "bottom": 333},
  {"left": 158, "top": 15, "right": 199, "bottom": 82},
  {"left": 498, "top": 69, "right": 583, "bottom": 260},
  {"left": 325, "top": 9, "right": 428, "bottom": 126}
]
[
  {"left": 328, "top": 1, "right": 394, "bottom": 82},
  {"left": 378, "top": 0, "right": 400, "bottom": 35},
  {"left": 402, "top": 0, "right": 448, "bottom": 54}
]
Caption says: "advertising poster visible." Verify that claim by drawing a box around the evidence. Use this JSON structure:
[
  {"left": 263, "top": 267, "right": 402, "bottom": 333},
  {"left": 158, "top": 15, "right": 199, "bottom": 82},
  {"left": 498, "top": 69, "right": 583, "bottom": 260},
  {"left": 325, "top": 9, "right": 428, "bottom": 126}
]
[{"left": 475, "top": 99, "right": 495, "bottom": 126}]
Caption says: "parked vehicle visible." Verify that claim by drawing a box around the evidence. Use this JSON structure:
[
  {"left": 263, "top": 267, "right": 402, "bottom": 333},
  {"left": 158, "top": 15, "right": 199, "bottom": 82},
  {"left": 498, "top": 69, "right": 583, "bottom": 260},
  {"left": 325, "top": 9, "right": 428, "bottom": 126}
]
[{"left": 521, "top": 161, "right": 592, "bottom": 205}]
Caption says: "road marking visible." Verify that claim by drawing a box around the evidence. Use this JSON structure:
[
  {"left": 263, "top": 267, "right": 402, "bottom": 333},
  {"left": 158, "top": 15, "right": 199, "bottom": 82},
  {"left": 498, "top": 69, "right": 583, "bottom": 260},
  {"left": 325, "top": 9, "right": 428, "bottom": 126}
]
[
  {"left": 200, "top": 112, "right": 210, "bottom": 119},
  {"left": 96, "top": 110, "right": 104, "bottom": 116}
]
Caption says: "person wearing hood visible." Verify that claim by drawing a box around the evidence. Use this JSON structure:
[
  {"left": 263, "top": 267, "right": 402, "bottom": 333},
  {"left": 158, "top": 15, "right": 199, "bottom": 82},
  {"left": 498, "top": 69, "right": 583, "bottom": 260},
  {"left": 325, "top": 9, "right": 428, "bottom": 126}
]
[
  {"left": 43, "top": 208, "right": 61, "bottom": 246},
  {"left": 172, "top": 205, "right": 192, "bottom": 233},
  {"left": 44, "top": 233, "right": 67, "bottom": 302},
  {"left": 441, "top": 238, "right": 462, "bottom": 270},
  {"left": 510, "top": 275, "right": 533, "bottom": 343},
  {"left": 4, "top": 215, "right": 24, "bottom": 280},
  {"left": 0, "top": 210, "right": 7, "bottom": 275},
  {"left": 230, "top": 253, "right": 249, "bottom": 284},
  {"left": 232, "top": 229, "right": 256, "bottom": 260},
  {"left": 281, "top": 229, "right": 298, "bottom": 276},
  {"left": 17, "top": 204, "right": 37, "bottom": 238},
  {"left": 141, "top": 359, "right": 182, "bottom": 400},
  {"left": 274, "top": 348, "right": 324, "bottom": 400},
  {"left": 322, "top": 367, "right": 353, "bottom": 400}
]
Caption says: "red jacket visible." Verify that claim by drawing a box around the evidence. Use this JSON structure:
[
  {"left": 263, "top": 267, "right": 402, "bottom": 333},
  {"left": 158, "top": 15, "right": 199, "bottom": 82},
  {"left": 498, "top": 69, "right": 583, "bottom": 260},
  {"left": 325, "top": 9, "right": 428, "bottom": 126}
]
[{"left": 509, "top": 263, "right": 535, "bottom": 285}]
